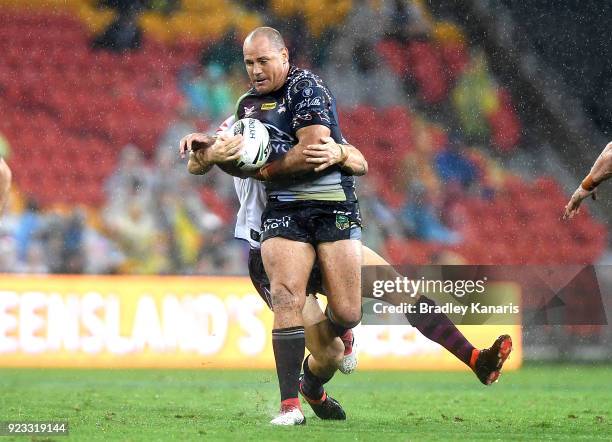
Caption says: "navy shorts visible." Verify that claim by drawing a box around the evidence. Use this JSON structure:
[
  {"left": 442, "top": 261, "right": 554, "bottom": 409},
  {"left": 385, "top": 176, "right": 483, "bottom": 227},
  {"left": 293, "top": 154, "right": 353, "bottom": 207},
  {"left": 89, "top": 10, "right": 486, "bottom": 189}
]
[{"left": 260, "top": 200, "right": 362, "bottom": 245}]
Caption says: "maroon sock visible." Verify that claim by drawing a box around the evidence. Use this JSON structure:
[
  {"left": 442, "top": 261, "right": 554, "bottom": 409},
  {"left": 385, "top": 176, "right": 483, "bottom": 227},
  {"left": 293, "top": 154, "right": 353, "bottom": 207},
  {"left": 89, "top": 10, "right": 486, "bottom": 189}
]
[
  {"left": 272, "top": 326, "right": 305, "bottom": 405},
  {"left": 407, "top": 296, "right": 475, "bottom": 367}
]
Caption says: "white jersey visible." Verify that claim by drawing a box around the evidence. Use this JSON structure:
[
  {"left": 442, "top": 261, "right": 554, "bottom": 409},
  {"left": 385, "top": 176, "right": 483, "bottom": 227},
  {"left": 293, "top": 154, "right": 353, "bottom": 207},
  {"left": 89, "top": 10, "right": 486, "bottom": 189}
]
[
  {"left": 216, "top": 116, "right": 266, "bottom": 249},
  {"left": 233, "top": 176, "right": 266, "bottom": 249}
]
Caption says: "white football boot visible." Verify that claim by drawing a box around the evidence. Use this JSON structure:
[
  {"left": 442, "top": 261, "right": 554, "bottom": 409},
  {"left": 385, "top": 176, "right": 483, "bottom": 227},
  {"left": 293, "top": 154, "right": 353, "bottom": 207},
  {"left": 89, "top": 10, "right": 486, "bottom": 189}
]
[
  {"left": 270, "top": 407, "right": 305, "bottom": 426},
  {"left": 338, "top": 329, "right": 358, "bottom": 374}
]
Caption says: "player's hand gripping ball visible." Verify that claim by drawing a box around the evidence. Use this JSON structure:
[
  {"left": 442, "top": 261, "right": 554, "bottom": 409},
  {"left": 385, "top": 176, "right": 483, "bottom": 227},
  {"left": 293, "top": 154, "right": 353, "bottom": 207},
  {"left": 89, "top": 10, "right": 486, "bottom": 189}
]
[{"left": 229, "top": 118, "right": 271, "bottom": 171}]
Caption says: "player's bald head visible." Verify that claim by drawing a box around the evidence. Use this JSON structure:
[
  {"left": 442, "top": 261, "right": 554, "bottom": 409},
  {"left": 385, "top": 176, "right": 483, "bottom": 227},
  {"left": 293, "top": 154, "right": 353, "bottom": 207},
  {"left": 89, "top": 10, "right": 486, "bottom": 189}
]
[
  {"left": 243, "top": 27, "right": 290, "bottom": 94},
  {"left": 244, "top": 27, "right": 286, "bottom": 51}
]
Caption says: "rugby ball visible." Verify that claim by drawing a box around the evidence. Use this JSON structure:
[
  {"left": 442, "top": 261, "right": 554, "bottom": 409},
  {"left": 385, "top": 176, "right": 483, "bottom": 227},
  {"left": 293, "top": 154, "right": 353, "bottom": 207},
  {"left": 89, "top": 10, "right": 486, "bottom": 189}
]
[{"left": 229, "top": 118, "right": 271, "bottom": 171}]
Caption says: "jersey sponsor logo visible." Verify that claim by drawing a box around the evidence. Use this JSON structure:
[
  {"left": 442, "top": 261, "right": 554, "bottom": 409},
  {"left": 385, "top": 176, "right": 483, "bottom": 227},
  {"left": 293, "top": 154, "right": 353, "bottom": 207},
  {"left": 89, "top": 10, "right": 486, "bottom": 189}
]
[
  {"left": 295, "top": 97, "right": 322, "bottom": 112},
  {"left": 263, "top": 216, "right": 292, "bottom": 231},
  {"left": 261, "top": 102, "right": 277, "bottom": 110},
  {"left": 244, "top": 105, "right": 256, "bottom": 117},
  {"left": 335, "top": 214, "right": 350, "bottom": 230},
  {"left": 247, "top": 118, "right": 257, "bottom": 140},
  {"left": 261, "top": 123, "right": 295, "bottom": 155}
]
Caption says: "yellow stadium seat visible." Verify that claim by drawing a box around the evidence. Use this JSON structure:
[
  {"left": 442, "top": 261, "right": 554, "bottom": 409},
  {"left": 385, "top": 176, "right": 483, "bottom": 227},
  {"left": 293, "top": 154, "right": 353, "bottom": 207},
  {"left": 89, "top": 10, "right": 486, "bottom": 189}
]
[
  {"left": 234, "top": 12, "right": 263, "bottom": 40},
  {"left": 170, "top": 11, "right": 229, "bottom": 41},
  {"left": 334, "top": 0, "right": 353, "bottom": 19},
  {"left": 77, "top": 4, "right": 116, "bottom": 35},
  {"left": 433, "top": 21, "right": 466, "bottom": 45},
  {"left": 199, "top": 13, "right": 231, "bottom": 40},
  {"left": 141, "top": 12, "right": 175, "bottom": 43},
  {"left": 0, "top": 0, "right": 27, "bottom": 9},
  {"left": 182, "top": 0, "right": 207, "bottom": 12},
  {"left": 183, "top": 0, "right": 226, "bottom": 13},
  {"left": 269, "top": 0, "right": 300, "bottom": 17}
]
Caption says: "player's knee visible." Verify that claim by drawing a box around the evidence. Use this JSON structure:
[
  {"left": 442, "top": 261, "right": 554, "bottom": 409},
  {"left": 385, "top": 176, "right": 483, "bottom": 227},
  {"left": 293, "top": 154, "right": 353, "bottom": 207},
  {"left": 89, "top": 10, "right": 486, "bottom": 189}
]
[
  {"left": 270, "top": 283, "right": 305, "bottom": 313},
  {"left": 334, "top": 306, "right": 362, "bottom": 329}
]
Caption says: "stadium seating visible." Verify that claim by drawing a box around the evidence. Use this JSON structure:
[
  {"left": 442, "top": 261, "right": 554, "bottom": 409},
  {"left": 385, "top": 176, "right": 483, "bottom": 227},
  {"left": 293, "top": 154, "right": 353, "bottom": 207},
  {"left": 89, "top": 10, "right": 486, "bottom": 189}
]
[
  {"left": 0, "top": 2, "right": 606, "bottom": 269},
  {"left": 0, "top": 10, "right": 197, "bottom": 206},
  {"left": 0, "top": 0, "right": 263, "bottom": 42}
]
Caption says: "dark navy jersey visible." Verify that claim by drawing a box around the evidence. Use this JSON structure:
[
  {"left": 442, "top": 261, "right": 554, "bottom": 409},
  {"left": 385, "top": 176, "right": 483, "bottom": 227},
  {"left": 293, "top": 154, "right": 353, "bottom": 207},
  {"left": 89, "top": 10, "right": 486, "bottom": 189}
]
[{"left": 234, "top": 66, "right": 356, "bottom": 202}]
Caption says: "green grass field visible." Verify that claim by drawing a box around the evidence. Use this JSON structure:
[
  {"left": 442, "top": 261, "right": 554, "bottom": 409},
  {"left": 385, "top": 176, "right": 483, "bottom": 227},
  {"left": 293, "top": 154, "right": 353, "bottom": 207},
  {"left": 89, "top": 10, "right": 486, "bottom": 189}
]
[{"left": 1, "top": 365, "right": 611, "bottom": 441}]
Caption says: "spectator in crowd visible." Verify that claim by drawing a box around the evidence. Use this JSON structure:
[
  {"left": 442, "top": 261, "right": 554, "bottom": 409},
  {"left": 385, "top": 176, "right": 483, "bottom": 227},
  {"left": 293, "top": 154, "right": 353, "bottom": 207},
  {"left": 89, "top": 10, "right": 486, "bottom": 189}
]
[
  {"left": 15, "top": 242, "right": 49, "bottom": 274},
  {"left": 139, "top": 234, "right": 173, "bottom": 274},
  {"left": 62, "top": 209, "right": 86, "bottom": 274},
  {"left": 92, "top": 6, "right": 143, "bottom": 52},
  {"left": 151, "top": 146, "right": 185, "bottom": 195},
  {"left": 178, "top": 66, "right": 209, "bottom": 116},
  {"left": 43, "top": 215, "right": 68, "bottom": 274},
  {"left": 323, "top": 0, "right": 403, "bottom": 106},
  {"left": 106, "top": 200, "right": 157, "bottom": 273},
  {"left": 83, "top": 224, "right": 125, "bottom": 274},
  {"left": 0, "top": 228, "right": 17, "bottom": 273},
  {"left": 14, "top": 197, "right": 43, "bottom": 262},
  {"left": 157, "top": 106, "right": 198, "bottom": 159},
  {"left": 434, "top": 135, "right": 478, "bottom": 188},
  {"left": 205, "top": 63, "right": 234, "bottom": 121},
  {"left": 356, "top": 176, "right": 400, "bottom": 252},
  {"left": 153, "top": 176, "right": 223, "bottom": 269},
  {"left": 401, "top": 182, "right": 461, "bottom": 245},
  {"left": 399, "top": 121, "right": 440, "bottom": 195},
  {"left": 451, "top": 51, "right": 497, "bottom": 144},
  {"left": 104, "top": 144, "right": 153, "bottom": 216},
  {"left": 179, "top": 64, "right": 234, "bottom": 121},
  {"left": 200, "top": 28, "right": 242, "bottom": 73}
]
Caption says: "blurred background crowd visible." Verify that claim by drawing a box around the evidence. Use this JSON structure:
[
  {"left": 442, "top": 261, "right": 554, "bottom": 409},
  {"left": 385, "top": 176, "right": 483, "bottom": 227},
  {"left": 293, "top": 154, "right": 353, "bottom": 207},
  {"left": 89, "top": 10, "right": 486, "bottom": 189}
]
[
  {"left": 1, "top": 0, "right": 608, "bottom": 277},
  {"left": 1, "top": 0, "right": 611, "bottom": 358}
]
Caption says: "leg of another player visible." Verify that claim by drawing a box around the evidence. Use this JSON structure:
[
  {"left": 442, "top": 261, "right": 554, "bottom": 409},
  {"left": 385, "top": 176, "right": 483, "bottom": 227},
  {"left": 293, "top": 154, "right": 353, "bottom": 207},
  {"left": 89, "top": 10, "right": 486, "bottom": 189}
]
[
  {"left": 261, "top": 237, "right": 315, "bottom": 423},
  {"left": 317, "top": 239, "right": 363, "bottom": 336},
  {"left": 362, "top": 246, "right": 512, "bottom": 385},
  {"left": 303, "top": 296, "right": 344, "bottom": 379},
  {"left": 300, "top": 295, "right": 347, "bottom": 420}
]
